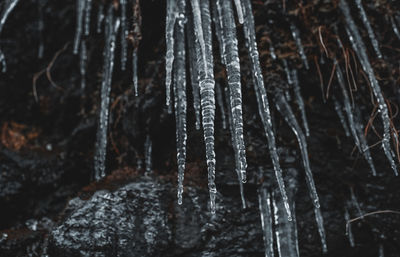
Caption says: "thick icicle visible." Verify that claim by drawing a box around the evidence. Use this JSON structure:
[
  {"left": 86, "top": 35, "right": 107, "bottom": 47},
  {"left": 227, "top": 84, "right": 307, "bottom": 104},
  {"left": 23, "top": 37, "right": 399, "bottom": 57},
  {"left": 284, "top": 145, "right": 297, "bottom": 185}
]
[
  {"left": 96, "top": 2, "right": 104, "bottom": 34},
  {"left": 272, "top": 168, "right": 299, "bottom": 257},
  {"left": 93, "top": 6, "right": 120, "bottom": 180},
  {"left": 270, "top": 81, "right": 327, "bottom": 252},
  {"left": 340, "top": 0, "right": 398, "bottom": 175},
  {"left": 190, "top": 0, "right": 207, "bottom": 73},
  {"left": 0, "top": 0, "right": 20, "bottom": 72},
  {"left": 73, "top": 0, "right": 86, "bottom": 54},
  {"left": 186, "top": 16, "right": 201, "bottom": 130},
  {"left": 215, "top": 81, "right": 227, "bottom": 130},
  {"left": 291, "top": 68, "right": 310, "bottom": 137},
  {"left": 240, "top": 0, "right": 292, "bottom": 220},
  {"left": 84, "top": 0, "right": 92, "bottom": 36},
  {"left": 233, "top": 0, "right": 244, "bottom": 24},
  {"left": 344, "top": 205, "right": 355, "bottom": 247},
  {"left": 333, "top": 96, "right": 351, "bottom": 137},
  {"left": 173, "top": 0, "right": 187, "bottom": 205},
  {"left": 225, "top": 86, "right": 246, "bottom": 209},
  {"left": 189, "top": 0, "right": 217, "bottom": 213},
  {"left": 165, "top": 0, "right": 177, "bottom": 108},
  {"left": 258, "top": 185, "right": 274, "bottom": 257},
  {"left": 354, "top": 0, "right": 382, "bottom": 59},
  {"left": 79, "top": 40, "right": 87, "bottom": 90},
  {"left": 335, "top": 62, "right": 377, "bottom": 176},
  {"left": 214, "top": 0, "right": 247, "bottom": 185},
  {"left": 132, "top": 48, "right": 138, "bottom": 96},
  {"left": 144, "top": 134, "right": 152, "bottom": 174},
  {"left": 290, "top": 22, "right": 309, "bottom": 69},
  {"left": 120, "top": 0, "right": 128, "bottom": 70}
]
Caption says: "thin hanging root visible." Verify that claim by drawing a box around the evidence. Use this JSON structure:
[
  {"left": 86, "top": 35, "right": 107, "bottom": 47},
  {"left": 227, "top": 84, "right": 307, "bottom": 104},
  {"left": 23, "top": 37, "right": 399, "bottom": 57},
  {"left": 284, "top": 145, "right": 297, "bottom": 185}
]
[
  {"left": 364, "top": 103, "right": 380, "bottom": 139},
  {"left": 313, "top": 56, "right": 325, "bottom": 102},
  {"left": 346, "top": 210, "right": 400, "bottom": 235},
  {"left": 325, "top": 60, "right": 337, "bottom": 100},
  {"left": 318, "top": 26, "right": 329, "bottom": 57},
  {"left": 32, "top": 43, "right": 69, "bottom": 102}
]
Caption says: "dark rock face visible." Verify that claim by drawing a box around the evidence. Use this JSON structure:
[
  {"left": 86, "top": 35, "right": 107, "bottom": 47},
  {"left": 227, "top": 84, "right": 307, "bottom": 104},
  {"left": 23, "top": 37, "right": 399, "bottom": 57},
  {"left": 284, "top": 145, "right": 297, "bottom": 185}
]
[
  {"left": 45, "top": 177, "right": 264, "bottom": 257},
  {"left": 49, "top": 179, "right": 172, "bottom": 257}
]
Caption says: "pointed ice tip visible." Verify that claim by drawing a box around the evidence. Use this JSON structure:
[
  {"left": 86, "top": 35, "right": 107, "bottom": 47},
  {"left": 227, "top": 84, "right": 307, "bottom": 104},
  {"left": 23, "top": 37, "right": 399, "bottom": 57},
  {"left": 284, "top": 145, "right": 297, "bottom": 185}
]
[{"left": 178, "top": 198, "right": 183, "bottom": 205}]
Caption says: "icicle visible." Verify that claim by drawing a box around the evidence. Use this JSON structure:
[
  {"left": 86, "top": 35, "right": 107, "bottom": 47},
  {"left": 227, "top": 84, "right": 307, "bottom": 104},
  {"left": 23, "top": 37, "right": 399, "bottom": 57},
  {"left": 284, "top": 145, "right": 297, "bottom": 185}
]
[
  {"left": 186, "top": 16, "right": 201, "bottom": 130},
  {"left": 73, "top": 0, "right": 86, "bottom": 54},
  {"left": 165, "top": 0, "right": 177, "bottom": 108},
  {"left": 291, "top": 69, "right": 310, "bottom": 137},
  {"left": 188, "top": 0, "right": 218, "bottom": 213},
  {"left": 190, "top": 0, "right": 207, "bottom": 73},
  {"left": 120, "top": 0, "right": 128, "bottom": 70},
  {"left": 390, "top": 16, "right": 400, "bottom": 40},
  {"left": 215, "top": 81, "right": 227, "bottom": 130},
  {"left": 354, "top": 0, "right": 382, "bottom": 59},
  {"left": 268, "top": 40, "right": 277, "bottom": 60},
  {"left": 282, "top": 59, "right": 293, "bottom": 85},
  {"left": 173, "top": 0, "right": 187, "bottom": 205},
  {"left": 349, "top": 187, "right": 364, "bottom": 218},
  {"left": 132, "top": 48, "right": 138, "bottom": 96},
  {"left": 340, "top": 0, "right": 398, "bottom": 175},
  {"left": 214, "top": 0, "right": 247, "bottom": 185},
  {"left": 272, "top": 169, "right": 299, "bottom": 257},
  {"left": 96, "top": 2, "right": 104, "bottom": 34},
  {"left": 225, "top": 86, "right": 246, "bottom": 209},
  {"left": 335, "top": 62, "right": 377, "bottom": 176},
  {"left": 84, "top": 0, "right": 92, "bottom": 36},
  {"left": 290, "top": 22, "right": 309, "bottom": 70},
  {"left": 93, "top": 6, "right": 120, "bottom": 180},
  {"left": 333, "top": 96, "right": 351, "bottom": 137},
  {"left": 240, "top": 0, "right": 292, "bottom": 220},
  {"left": 0, "top": 0, "right": 20, "bottom": 72},
  {"left": 79, "top": 40, "right": 87, "bottom": 90},
  {"left": 344, "top": 205, "right": 355, "bottom": 247},
  {"left": 258, "top": 186, "right": 274, "bottom": 257},
  {"left": 37, "top": 0, "right": 45, "bottom": 59},
  {"left": 233, "top": 0, "right": 244, "bottom": 24},
  {"left": 144, "top": 134, "right": 152, "bottom": 174},
  {"left": 379, "top": 243, "right": 384, "bottom": 257},
  {"left": 270, "top": 82, "right": 327, "bottom": 252}
]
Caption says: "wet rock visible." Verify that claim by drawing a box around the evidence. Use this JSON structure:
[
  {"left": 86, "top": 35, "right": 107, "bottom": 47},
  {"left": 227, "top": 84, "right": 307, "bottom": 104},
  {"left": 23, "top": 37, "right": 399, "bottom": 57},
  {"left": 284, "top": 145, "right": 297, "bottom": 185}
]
[{"left": 47, "top": 175, "right": 264, "bottom": 257}]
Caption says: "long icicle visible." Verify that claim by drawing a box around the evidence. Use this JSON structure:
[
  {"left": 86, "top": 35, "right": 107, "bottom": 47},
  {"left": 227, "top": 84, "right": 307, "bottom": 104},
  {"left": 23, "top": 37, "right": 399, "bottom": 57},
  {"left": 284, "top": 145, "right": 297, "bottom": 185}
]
[
  {"left": 94, "top": 6, "right": 120, "bottom": 180},
  {"left": 73, "top": 0, "right": 86, "bottom": 54},
  {"left": 0, "top": 0, "right": 20, "bottom": 72},
  {"left": 79, "top": 39, "right": 87, "bottom": 90},
  {"left": 186, "top": 15, "right": 201, "bottom": 130},
  {"left": 225, "top": 86, "right": 246, "bottom": 209},
  {"left": 188, "top": 0, "right": 218, "bottom": 213},
  {"left": 270, "top": 82, "right": 327, "bottom": 252},
  {"left": 233, "top": 0, "right": 244, "bottom": 24},
  {"left": 272, "top": 168, "right": 300, "bottom": 257},
  {"left": 240, "top": 0, "right": 291, "bottom": 220},
  {"left": 165, "top": 0, "right": 177, "bottom": 108},
  {"left": 84, "top": 0, "right": 92, "bottom": 36},
  {"left": 354, "top": 0, "right": 382, "bottom": 59},
  {"left": 291, "top": 68, "right": 310, "bottom": 137},
  {"left": 120, "top": 0, "right": 128, "bottom": 70},
  {"left": 96, "top": 2, "right": 104, "bottom": 34},
  {"left": 214, "top": 0, "right": 247, "bottom": 185},
  {"left": 174, "top": 0, "right": 187, "bottom": 205},
  {"left": 333, "top": 95, "right": 351, "bottom": 137},
  {"left": 335, "top": 61, "right": 377, "bottom": 176},
  {"left": 290, "top": 22, "right": 309, "bottom": 70},
  {"left": 340, "top": 0, "right": 398, "bottom": 175},
  {"left": 258, "top": 182, "right": 274, "bottom": 257}
]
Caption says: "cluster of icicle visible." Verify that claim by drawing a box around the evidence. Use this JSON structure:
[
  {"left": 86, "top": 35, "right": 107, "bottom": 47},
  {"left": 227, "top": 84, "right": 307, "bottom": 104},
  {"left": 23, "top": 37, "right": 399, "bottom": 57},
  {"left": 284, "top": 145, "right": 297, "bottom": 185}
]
[
  {"left": 1, "top": 0, "right": 399, "bottom": 255},
  {"left": 70, "top": 0, "right": 142, "bottom": 180}
]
